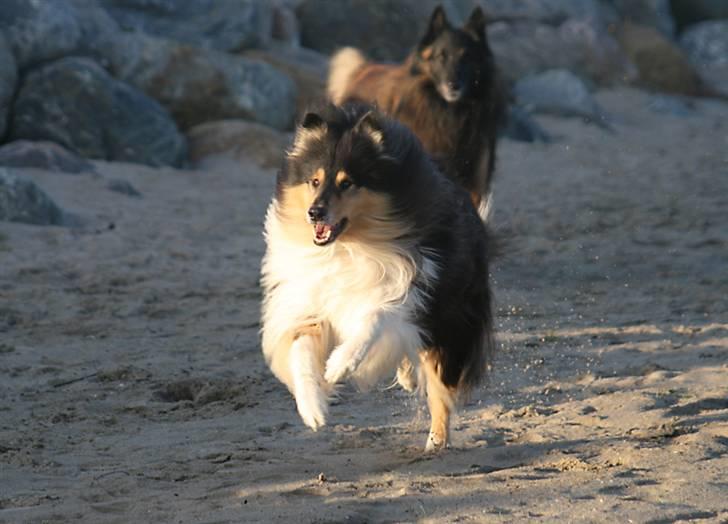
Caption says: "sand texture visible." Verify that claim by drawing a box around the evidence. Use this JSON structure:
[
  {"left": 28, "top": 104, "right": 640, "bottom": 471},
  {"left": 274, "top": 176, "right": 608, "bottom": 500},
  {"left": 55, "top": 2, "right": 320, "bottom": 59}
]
[{"left": 1, "top": 88, "right": 727, "bottom": 523}]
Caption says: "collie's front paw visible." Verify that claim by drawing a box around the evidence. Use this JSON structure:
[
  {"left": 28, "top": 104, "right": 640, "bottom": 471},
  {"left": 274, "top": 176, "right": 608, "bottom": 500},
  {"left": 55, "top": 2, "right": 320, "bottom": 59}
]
[
  {"left": 296, "top": 389, "right": 328, "bottom": 431},
  {"left": 324, "top": 345, "right": 355, "bottom": 384}
]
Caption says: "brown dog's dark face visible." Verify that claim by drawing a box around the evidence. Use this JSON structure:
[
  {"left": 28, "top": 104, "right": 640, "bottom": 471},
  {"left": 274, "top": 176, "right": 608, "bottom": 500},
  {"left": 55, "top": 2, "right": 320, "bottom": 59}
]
[
  {"left": 278, "top": 108, "right": 406, "bottom": 247},
  {"left": 414, "top": 6, "right": 493, "bottom": 103}
]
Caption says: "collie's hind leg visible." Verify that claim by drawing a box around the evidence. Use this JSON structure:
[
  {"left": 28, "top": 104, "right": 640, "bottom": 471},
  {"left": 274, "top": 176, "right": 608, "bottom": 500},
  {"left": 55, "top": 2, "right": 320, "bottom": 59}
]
[
  {"left": 421, "top": 353, "right": 457, "bottom": 452},
  {"left": 396, "top": 357, "right": 418, "bottom": 393},
  {"left": 290, "top": 328, "right": 330, "bottom": 431}
]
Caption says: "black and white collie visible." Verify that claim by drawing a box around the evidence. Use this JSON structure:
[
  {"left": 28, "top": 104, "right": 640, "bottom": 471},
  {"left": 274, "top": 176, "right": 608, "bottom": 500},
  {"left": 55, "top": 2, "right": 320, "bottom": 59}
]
[{"left": 260, "top": 104, "right": 495, "bottom": 451}]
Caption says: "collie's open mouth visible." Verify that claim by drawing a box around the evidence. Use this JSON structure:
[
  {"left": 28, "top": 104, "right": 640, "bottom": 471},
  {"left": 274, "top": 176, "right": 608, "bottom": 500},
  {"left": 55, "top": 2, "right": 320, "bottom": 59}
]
[{"left": 313, "top": 218, "right": 348, "bottom": 246}]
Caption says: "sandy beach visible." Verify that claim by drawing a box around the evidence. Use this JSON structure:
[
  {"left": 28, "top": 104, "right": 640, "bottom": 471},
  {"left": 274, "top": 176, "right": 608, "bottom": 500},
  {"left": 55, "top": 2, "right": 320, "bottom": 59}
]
[{"left": 1, "top": 87, "right": 727, "bottom": 523}]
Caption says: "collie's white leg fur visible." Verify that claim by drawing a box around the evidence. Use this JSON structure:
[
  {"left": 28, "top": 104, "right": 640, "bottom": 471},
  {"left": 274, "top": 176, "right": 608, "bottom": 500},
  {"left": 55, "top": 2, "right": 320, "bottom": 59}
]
[
  {"left": 290, "top": 335, "right": 328, "bottom": 430},
  {"left": 324, "top": 312, "right": 384, "bottom": 384}
]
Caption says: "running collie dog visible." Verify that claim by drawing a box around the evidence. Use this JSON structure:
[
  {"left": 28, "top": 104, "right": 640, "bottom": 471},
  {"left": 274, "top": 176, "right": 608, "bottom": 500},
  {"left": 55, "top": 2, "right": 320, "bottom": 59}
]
[
  {"left": 260, "top": 104, "right": 495, "bottom": 451},
  {"left": 327, "top": 6, "right": 506, "bottom": 217}
]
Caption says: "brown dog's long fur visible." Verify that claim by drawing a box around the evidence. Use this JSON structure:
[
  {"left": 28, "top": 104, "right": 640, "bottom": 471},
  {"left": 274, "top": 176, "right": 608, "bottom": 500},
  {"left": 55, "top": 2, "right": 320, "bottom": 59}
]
[{"left": 328, "top": 7, "right": 506, "bottom": 215}]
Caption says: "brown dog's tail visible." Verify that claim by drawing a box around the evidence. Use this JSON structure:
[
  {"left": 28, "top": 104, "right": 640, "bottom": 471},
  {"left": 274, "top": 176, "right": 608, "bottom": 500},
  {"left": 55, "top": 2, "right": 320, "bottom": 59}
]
[{"left": 327, "top": 47, "right": 367, "bottom": 104}]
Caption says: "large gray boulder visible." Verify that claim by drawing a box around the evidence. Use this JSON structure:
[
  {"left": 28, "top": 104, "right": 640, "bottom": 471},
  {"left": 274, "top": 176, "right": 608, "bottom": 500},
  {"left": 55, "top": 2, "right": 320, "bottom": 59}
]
[
  {"left": 513, "top": 69, "right": 609, "bottom": 126},
  {"left": 297, "top": 0, "right": 441, "bottom": 61},
  {"left": 105, "top": 33, "right": 297, "bottom": 130},
  {"left": 616, "top": 22, "right": 702, "bottom": 96},
  {"left": 671, "top": 0, "right": 728, "bottom": 31},
  {"left": 0, "top": 0, "right": 132, "bottom": 70},
  {"left": 0, "top": 141, "right": 96, "bottom": 174},
  {"left": 0, "top": 0, "right": 83, "bottom": 69},
  {"left": 609, "top": 0, "right": 674, "bottom": 37},
  {"left": 488, "top": 19, "right": 637, "bottom": 85},
  {"left": 244, "top": 45, "right": 328, "bottom": 118},
  {"left": 0, "top": 168, "right": 66, "bottom": 226},
  {"left": 0, "top": 35, "right": 17, "bottom": 139},
  {"left": 187, "top": 119, "right": 291, "bottom": 169},
  {"left": 680, "top": 21, "right": 728, "bottom": 97},
  {"left": 97, "top": 0, "right": 273, "bottom": 51},
  {"left": 297, "top": 0, "right": 619, "bottom": 63},
  {"left": 476, "top": 0, "right": 618, "bottom": 26},
  {"left": 11, "top": 57, "right": 186, "bottom": 167}
]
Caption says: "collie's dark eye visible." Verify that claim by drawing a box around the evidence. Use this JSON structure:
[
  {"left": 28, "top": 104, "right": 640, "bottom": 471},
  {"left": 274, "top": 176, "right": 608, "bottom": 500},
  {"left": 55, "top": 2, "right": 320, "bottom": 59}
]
[
  {"left": 311, "top": 178, "right": 320, "bottom": 188},
  {"left": 339, "top": 180, "right": 352, "bottom": 191}
]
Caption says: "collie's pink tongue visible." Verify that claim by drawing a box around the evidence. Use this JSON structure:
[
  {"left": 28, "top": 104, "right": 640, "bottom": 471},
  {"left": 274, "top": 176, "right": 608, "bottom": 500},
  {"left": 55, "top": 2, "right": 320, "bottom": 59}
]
[{"left": 315, "top": 223, "right": 332, "bottom": 241}]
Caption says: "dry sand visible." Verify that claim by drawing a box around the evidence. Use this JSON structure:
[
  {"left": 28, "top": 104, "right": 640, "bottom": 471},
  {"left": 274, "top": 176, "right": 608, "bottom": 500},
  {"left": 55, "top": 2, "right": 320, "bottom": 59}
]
[{"left": 1, "top": 88, "right": 727, "bottom": 523}]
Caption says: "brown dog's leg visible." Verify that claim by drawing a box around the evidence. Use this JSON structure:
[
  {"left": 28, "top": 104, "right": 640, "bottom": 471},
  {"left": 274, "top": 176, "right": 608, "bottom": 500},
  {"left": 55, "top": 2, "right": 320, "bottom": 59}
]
[{"left": 421, "top": 353, "right": 457, "bottom": 452}]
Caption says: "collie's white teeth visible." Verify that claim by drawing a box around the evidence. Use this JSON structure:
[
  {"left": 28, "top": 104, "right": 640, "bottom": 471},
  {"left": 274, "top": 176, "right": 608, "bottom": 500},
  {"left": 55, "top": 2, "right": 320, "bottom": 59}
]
[{"left": 314, "top": 223, "right": 332, "bottom": 242}]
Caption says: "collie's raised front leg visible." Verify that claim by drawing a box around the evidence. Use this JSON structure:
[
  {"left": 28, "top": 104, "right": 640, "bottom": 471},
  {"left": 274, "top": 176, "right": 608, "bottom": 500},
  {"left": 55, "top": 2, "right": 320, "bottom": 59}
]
[
  {"left": 290, "top": 329, "right": 329, "bottom": 430},
  {"left": 324, "top": 313, "right": 384, "bottom": 385},
  {"left": 422, "top": 353, "right": 457, "bottom": 452}
]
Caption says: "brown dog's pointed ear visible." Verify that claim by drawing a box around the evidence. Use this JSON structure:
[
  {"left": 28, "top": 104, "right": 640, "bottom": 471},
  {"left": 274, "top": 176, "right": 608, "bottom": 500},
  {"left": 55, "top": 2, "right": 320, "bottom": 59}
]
[
  {"left": 420, "top": 5, "right": 449, "bottom": 46},
  {"left": 355, "top": 111, "right": 384, "bottom": 147},
  {"left": 300, "top": 112, "right": 326, "bottom": 130},
  {"left": 464, "top": 6, "right": 487, "bottom": 41}
]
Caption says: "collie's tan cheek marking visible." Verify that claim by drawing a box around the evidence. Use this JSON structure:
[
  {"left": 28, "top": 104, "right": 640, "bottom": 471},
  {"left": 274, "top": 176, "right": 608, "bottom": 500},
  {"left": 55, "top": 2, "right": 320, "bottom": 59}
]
[
  {"left": 335, "top": 170, "right": 351, "bottom": 186},
  {"left": 280, "top": 184, "right": 313, "bottom": 224},
  {"left": 421, "top": 47, "right": 433, "bottom": 60}
]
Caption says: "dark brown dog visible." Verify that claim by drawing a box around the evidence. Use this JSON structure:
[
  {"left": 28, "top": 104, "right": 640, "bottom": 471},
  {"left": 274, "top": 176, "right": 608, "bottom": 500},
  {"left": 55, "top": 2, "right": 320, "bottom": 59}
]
[{"left": 328, "top": 6, "right": 506, "bottom": 217}]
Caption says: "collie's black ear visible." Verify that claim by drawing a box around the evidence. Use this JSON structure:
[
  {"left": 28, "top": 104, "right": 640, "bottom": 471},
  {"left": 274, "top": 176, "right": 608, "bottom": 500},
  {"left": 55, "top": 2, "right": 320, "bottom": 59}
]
[
  {"left": 355, "top": 111, "right": 384, "bottom": 147},
  {"left": 464, "top": 6, "right": 487, "bottom": 41},
  {"left": 300, "top": 112, "right": 326, "bottom": 130},
  {"left": 420, "top": 5, "right": 449, "bottom": 46}
]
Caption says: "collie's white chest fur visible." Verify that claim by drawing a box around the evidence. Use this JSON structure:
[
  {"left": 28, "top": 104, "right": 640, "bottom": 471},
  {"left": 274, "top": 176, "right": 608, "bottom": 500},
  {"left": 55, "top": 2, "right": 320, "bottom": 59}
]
[{"left": 261, "top": 201, "right": 437, "bottom": 391}]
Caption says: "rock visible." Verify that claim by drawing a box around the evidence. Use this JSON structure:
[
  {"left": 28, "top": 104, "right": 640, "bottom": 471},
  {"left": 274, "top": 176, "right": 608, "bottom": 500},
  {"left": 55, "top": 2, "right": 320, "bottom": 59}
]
[
  {"left": 296, "top": 0, "right": 621, "bottom": 62},
  {"left": 187, "top": 120, "right": 291, "bottom": 169},
  {"left": 0, "top": 141, "right": 96, "bottom": 174},
  {"left": 513, "top": 69, "right": 610, "bottom": 126},
  {"left": 107, "top": 179, "right": 142, "bottom": 198},
  {"left": 475, "top": 0, "right": 618, "bottom": 26},
  {"left": 105, "top": 34, "right": 297, "bottom": 130},
  {"left": 488, "top": 19, "right": 637, "bottom": 86},
  {"left": 297, "top": 0, "right": 441, "bottom": 61},
  {"left": 0, "top": 168, "right": 66, "bottom": 226},
  {"left": 647, "top": 94, "right": 696, "bottom": 117},
  {"left": 499, "top": 105, "right": 552, "bottom": 143},
  {"left": 271, "top": 3, "right": 300, "bottom": 46},
  {"left": 0, "top": 0, "right": 82, "bottom": 69},
  {"left": 244, "top": 45, "right": 328, "bottom": 117},
  {"left": 0, "top": 35, "right": 17, "bottom": 139},
  {"left": 11, "top": 57, "right": 186, "bottom": 167},
  {"left": 610, "top": 0, "right": 674, "bottom": 37},
  {"left": 97, "top": 0, "right": 273, "bottom": 52},
  {"left": 0, "top": 0, "right": 128, "bottom": 70},
  {"left": 671, "top": 0, "right": 728, "bottom": 32},
  {"left": 680, "top": 21, "right": 728, "bottom": 97},
  {"left": 67, "top": 0, "right": 125, "bottom": 68},
  {"left": 616, "top": 22, "right": 702, "bottom": 96}
]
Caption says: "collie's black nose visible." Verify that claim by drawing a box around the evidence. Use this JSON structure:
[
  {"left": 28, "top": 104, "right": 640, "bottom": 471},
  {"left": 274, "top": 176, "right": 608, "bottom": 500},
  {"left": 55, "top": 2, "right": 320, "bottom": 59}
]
[
  {"left": 447, "top": 80, "right": 461, "bottom": 91},
  {"left": 307, "top": 206, "right": 327, "bottom": 222}
]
